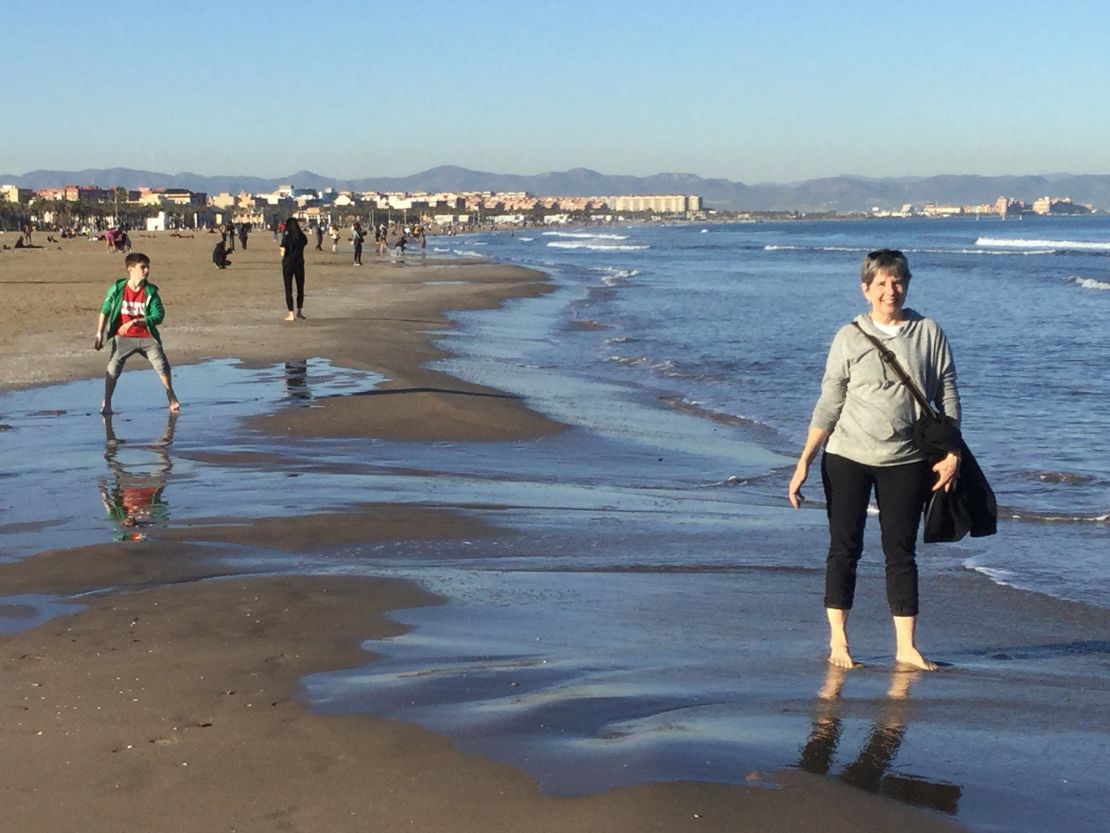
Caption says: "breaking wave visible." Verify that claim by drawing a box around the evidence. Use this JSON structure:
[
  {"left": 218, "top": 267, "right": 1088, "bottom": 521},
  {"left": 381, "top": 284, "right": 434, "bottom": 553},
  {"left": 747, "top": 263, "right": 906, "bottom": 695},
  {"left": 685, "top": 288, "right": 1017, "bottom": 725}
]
[
  {"left": 548, "top": 241, "right": 650, "bottom": 251},
  {"left": 975, "top": 236, "right": 1110, "bottom": 252},
  {"left": 1075, "top": 276, "right": 1110, "bottom": 291},
  {"left": 543, "top": 231, "right": 630, "bottom": 240}
]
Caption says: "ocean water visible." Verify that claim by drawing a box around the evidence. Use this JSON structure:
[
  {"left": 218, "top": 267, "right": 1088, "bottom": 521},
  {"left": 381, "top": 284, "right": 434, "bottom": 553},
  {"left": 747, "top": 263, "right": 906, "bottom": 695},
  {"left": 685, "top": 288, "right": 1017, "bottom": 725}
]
[
  {"left": 432, "top": 215, "right": 1110, "bottom": 609},
  {"left": 305, "top": 216, "right": 1110, "bottom": 833}
]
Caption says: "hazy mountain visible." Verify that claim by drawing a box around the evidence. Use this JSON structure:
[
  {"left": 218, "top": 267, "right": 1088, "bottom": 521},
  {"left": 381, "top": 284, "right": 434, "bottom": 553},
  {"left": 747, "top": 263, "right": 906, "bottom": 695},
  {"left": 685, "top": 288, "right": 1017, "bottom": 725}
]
[{"left": 5, "top": 166, "right": 1110, "bottom": 211}]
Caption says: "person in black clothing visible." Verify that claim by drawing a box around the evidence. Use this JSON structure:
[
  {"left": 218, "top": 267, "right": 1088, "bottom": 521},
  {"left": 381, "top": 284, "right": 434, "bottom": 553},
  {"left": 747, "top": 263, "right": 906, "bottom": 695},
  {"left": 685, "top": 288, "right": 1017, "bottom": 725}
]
[
  {"left": 279, "top": 217, "right": 308, "bottom": 321},
  {"left": 352, "top": 221, "right": 364, "bottom": 265},
  {"left": 238, "top": 223, "right": 249, "bottom": 250},
  {"left": 313, "top": 223, "right": 324, "bottom": 251},
  {"left": 212, "top": 239, "right": 231, "bottom": 269}
]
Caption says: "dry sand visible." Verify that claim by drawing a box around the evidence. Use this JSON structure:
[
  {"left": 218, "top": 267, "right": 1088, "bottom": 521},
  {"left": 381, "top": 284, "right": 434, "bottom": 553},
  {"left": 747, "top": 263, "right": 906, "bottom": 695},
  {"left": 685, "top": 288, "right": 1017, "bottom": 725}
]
[{"left": 0, "top": 233, "right": 970, "bottom": 831}]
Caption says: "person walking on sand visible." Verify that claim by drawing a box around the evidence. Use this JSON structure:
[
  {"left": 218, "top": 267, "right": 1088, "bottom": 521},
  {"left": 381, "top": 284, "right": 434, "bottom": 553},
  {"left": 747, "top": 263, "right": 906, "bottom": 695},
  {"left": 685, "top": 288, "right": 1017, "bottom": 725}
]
[
  {"left": 94, "top": 252, "right": 181, "bottom": 414},
  {"left": 351, "top": 221, "right": 364, "bottom": 265},
  {"left": 279, "top": 216, "right": 309, "bottom": 321},
  {"left": 788, "top": 249, "right": 961, "bottom": 672},
  {"left": 238, "top": 222, "right": 249, "bottom": 250},
  {"left": 330, "top": 224, "right": 340, "bottom": 253},
  {"left": 314, "top": 222, "right": 324, "bottom": 251}
]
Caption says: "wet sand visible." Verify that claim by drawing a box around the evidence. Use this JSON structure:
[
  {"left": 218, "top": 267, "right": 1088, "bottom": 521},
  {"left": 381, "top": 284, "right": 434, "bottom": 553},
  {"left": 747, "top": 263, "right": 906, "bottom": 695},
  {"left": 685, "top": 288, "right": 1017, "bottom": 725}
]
[{"left": 0, "top": 232, "right": 996, "bottom": 831}]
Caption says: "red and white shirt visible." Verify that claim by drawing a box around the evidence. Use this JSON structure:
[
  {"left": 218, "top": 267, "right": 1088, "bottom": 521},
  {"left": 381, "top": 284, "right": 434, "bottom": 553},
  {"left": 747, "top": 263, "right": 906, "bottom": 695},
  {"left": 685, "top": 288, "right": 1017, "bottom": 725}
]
[{"left": 116, "top": 282, "right": 151, "bottom": 338}]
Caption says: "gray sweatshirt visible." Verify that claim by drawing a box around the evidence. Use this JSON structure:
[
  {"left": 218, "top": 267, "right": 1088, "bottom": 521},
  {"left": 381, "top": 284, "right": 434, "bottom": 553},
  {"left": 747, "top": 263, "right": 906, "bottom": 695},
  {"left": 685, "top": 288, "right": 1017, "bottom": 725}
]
[{"left": 811, "top": 310, "right": 960, "bottom": 466}]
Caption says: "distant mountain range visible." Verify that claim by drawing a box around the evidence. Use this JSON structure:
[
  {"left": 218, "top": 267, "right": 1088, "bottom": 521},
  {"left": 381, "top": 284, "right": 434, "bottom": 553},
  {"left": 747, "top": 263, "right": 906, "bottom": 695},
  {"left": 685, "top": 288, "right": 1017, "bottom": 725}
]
[{"left": 5, "top": 165, "right": 1110, "bottom": 212}]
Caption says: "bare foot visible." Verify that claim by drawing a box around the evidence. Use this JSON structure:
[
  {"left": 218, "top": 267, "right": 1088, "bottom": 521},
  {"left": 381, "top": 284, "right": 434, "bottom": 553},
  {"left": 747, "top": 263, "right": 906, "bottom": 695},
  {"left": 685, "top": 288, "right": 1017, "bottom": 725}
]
[
  {"left": 828, "top": 640, "right": 857, "bottom": 669},
  {"left": 168, "top": 400, "right": 181, "bottom": 413},
  {"left": 895, "top": 648, "right": 938, "bottom": 671},
  {"left": 100, "top": 403, "right": 113, "bottom": 415},
  {"left": 295, "top": 310, "right": 306, "bottom": 319},
  {"left": 284, "top": 312, "right": 296, "bottom": 321}
]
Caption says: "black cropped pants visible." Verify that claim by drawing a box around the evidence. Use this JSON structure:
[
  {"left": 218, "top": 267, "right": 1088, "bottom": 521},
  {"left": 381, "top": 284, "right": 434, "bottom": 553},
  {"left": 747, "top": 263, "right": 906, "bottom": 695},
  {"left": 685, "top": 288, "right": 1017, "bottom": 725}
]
[
  {"left": 282, "top": 260, "right": 305, "bottom": 311},
  {"left": 821, "top": 452, "right": 932, "bottom": 617}
]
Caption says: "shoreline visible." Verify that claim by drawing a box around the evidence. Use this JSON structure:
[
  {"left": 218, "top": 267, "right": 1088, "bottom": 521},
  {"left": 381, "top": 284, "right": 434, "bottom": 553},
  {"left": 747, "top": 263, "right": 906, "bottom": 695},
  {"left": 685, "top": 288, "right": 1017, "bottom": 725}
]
[{"left": 0, "top": 231, "right": 983, "bottom": 831}]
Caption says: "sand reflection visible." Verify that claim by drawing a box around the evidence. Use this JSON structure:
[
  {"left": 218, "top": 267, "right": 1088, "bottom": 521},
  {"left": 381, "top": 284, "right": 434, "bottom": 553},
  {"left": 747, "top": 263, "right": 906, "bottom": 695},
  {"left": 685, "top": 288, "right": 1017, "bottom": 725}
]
[
  {"left": 99, "top": 412, "right": 176, "bottom": 541},
  {"left": 799, "top": 665, "right": 962, "bottom": 814}
]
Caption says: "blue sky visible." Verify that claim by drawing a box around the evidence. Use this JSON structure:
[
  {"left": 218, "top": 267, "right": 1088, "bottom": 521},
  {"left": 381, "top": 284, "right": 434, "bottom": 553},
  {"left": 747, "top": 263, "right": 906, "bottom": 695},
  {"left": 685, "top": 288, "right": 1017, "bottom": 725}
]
[{"left": 8, "top": 0, "right": 1110, "bottom": 182}]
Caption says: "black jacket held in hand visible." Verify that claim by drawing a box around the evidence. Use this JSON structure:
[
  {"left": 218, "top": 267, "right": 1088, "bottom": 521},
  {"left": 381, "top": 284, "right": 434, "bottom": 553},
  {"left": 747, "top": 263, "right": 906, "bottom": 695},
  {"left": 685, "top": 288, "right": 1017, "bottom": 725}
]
[{"left": 923, "top": 441, "right": 997, "bottom": 544}]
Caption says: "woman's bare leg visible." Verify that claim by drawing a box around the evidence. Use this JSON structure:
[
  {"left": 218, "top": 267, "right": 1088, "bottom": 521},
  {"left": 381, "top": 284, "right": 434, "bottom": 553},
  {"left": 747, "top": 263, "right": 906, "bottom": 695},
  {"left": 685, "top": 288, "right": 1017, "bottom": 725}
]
[{"left": 827, "top": 607, "right": 856, "bottom": 668}]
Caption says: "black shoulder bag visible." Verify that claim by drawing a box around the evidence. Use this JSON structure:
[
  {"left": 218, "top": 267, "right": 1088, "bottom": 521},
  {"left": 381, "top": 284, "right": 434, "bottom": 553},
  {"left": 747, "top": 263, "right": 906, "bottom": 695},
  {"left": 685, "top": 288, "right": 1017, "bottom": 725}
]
[{"left": 852, "top": 322, "right": 997, "bottom": 543}]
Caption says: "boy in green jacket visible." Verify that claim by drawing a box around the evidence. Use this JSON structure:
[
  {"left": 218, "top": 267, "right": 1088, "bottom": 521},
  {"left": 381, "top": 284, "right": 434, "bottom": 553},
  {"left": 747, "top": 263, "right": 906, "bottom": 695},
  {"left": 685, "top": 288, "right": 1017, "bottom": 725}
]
[{"left": 94, "top": 252, "right": 181, "bottom": 414}]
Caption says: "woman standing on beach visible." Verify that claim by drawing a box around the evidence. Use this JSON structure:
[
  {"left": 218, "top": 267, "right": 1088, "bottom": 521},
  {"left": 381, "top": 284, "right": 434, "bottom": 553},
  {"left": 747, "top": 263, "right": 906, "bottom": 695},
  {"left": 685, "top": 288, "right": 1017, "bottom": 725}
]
[
  {"left": 279, "top": 217, "right": 308, "bottom": 321},
  {"left": 787, "top": 249, "right": 961, "bottom": 671}
]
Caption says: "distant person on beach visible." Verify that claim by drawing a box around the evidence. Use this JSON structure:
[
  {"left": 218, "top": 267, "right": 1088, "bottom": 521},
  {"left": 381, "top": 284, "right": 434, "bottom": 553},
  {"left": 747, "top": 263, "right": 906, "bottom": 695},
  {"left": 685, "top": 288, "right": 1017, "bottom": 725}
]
[
  {"left": 330, "top": 225, "right": 340, "bottom": 253},
  {"left": 376, "top": 223, "right": 388, "bottom": 255},
  {"left": 788, "top": 249, "right": 960, "bottom": 671},
  {"left": 314, "top": 223, "right": 324, "bottom": 251},
  {"left": 94, "top": 251, "right": 181, "bottom": 415},
  {"left": 394, "top": 233, "right": 407, "bottom": 254},
  {"left": 212, "top": 239, "right": 231, "bottom": 269},
  {"left": 279, "top": 216, "right": 308, "bottom": 321},
  {"left": 238, "top": 222, "right": 249, "bottom": 250},
  {"left": 351, "top": 221, "right": 364, "bottom": 265}
]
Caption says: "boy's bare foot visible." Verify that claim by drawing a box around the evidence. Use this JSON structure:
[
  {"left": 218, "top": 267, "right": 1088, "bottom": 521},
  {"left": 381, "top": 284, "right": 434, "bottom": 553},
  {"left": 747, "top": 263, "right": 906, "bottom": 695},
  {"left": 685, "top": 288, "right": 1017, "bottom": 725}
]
[
  {"left": 284, "top": 312, "right": 296, "bottom": 321},
  {"left": 100, "top": 404, "right": 113, "bottom": 415},
  {"left": 895, "top": 648, "right": 938, "bottom": 671},
  {"left": 168, "top": 400, "right": 181, "bottom": 413}
]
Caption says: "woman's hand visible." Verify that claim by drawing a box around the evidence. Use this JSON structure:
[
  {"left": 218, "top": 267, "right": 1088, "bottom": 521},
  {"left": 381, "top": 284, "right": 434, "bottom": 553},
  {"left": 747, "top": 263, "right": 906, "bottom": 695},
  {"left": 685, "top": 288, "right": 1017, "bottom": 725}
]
[
  {"left": 931, "top": 452, "right": 961, "bottom": 492},
  {"left": 789, "top": 427, "right": 829, "bottom": 508},
  {"left": 788, "top": 461, "right": 810, "bottom": 508}
]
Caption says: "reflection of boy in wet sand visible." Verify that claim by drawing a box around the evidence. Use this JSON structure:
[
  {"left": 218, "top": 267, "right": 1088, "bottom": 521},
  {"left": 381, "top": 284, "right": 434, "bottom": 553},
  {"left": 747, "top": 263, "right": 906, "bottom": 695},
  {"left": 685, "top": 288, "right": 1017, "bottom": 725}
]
[
  {"left": 93, "top": 252, "right": 181, "bottom": 414},
  {"left": 99, "top": 412, "right": 176, "bottom": 541}
]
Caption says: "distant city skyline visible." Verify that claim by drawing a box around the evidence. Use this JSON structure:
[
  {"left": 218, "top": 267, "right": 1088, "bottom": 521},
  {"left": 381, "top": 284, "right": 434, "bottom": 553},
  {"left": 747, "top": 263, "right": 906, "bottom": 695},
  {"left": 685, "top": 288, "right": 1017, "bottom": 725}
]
[{"left": 10, "top": 1, "right": 1110, "bottom": 182}]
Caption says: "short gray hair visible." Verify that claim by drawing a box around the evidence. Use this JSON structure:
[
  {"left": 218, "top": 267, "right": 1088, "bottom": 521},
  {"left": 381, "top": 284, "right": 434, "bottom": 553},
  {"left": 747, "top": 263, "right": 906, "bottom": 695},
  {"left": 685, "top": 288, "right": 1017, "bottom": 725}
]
[{"left": 861, "top": 249, "right": 911, "bottom": 286}]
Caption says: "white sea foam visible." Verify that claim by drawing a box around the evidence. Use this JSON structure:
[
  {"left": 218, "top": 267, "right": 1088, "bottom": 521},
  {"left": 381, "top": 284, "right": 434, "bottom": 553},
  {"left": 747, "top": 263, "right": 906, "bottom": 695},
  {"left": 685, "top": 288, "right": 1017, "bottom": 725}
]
[
  {"left": 1075, "top": 276, "right": 1110, "bottom": 291},
  {"left": 764, "top": 244, "right": 866, "bottom": 252},
  {"left": 543, "top": 231, "right": 629, "bottom": 240},
  {"left": 593, "top": 267, "right": 639, "bottom": 285},
  {"left": 963, "top": 559, "right": 1022, "bottom": 589},
  {"left": 452, "top": 249, "right": 486, "bottom": 258},
  {"left": 975, "top": 236, "right": 1110, "bottom": 251},
  {"left": 607, "top": 355, "right": 680, "bottom": 375},
  {"left": 518, "top": 237, "right": 534, "bottom": 242},
  {"left": 765, "top": 243, "right": 1055, "bottom": 256},
  {"left": 548, "top": 242, "right": 649, "bottom": 251},
  {"left": 953, "top": 248, "right": 1056, "bottom": 255}
]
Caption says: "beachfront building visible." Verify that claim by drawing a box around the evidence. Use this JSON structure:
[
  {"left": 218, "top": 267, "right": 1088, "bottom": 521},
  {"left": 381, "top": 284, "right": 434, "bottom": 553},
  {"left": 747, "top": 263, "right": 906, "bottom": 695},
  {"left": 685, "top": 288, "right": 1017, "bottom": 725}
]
[
  {"left": 1, "top": 184, "right": 32, "bottom": 204},
  {"left": 922, "top": 203, "right": 964, "bottom": 217},
  {"left": 995, "top": 196, "right": 1028, "bottom": 218},
  {"left": 210, "top": 192, "right": 236, "bottom": 210},
  {"left": 608, "top": 194, "right": 701, "bottom": 214},
  {"left": 1032, "top": 196, "right": 1092, "bottom": 215}
]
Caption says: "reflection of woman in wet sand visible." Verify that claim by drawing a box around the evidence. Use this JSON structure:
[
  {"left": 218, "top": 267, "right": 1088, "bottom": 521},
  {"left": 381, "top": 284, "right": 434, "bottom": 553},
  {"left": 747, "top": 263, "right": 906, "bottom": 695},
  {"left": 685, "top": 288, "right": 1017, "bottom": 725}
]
[
  {"left": 284, "top": 359, "right": 311, "bottom": 400},
  {"left": 98, "top": 412, "right": 176, "bottom": 541},
  {"left": 798, "top": 665, "right": 961, "bottom": 815}
]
